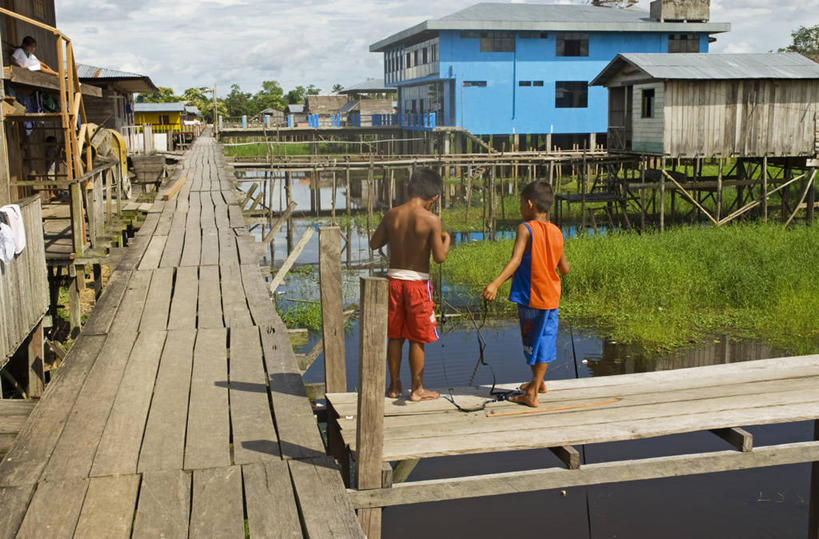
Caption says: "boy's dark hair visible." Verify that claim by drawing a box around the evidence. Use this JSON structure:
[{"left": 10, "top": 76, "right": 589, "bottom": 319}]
[
  {"left": 521, "top": 181, "right": 554, "bottom": 213},
  {"left": 21, "top": 36, "right": 36, "bottom": 48},
  {"left": 407, "top": 168, "right": 443, "bottom": 200}
]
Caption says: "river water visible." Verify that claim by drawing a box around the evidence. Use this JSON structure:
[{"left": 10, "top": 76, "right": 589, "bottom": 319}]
[{"left": 241, "top": 170, "right": 814, "bottom": 538}]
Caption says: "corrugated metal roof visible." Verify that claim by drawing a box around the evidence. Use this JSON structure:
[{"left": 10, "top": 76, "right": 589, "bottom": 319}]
[
  {"left": 338, "top": 79, "right": 397, "bottom": 94},
  {"left": 134, "top": 102, "right": 186, "bottom": 113},
  {"left": 592, "top": 53, "right": 819, "bottom": 85},
  {"left": 185, "top": 105, "right": 200, "bottom": 115},
  {"left": 77, "top": 63, "right": 148, "bottom": 80},
  {"left": 286, "top": 104, "right": 304, "bottom": 113},
  {"left": 370, "top": 2, "right": 729, "bottom": 52}
]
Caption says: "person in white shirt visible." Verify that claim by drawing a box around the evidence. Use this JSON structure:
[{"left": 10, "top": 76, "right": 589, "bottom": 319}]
[{"left": 11, "top": 36, "right": 58, "bottom": 76}]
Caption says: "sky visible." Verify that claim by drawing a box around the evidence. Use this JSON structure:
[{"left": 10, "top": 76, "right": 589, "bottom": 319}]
[{"left": 55, "top": 0, "right": 819, "bottom": 97}]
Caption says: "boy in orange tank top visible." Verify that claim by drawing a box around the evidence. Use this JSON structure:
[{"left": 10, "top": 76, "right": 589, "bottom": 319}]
[{"left": 482, "top": 181, "right": 570, "bottom": 407}]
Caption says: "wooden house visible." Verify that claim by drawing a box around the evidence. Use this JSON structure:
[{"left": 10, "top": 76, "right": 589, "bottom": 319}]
[
  {"left": 285, "top": 103, "right": 307, "bottom": 126},
  {"left": 337, "top": 79, "right": 396, "bottom": 126},
  {"left": 78, "top": 64, "right": 158, "bottom": 130},
  {"left": 134, "top": 102, "right": 186, "bottom": 133},
  {"left": 591, "top": 52, "right": 819, "bottom": 158},
  {"left": 258, "top": 107, "right": 285, "bottom": 126}
]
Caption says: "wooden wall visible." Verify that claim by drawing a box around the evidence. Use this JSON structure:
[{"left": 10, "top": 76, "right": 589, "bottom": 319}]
[
  {"left": 0, "top": 196, "right": 49, "bottom": 363},
  {"left": 84, "top": 87, "right": 129, "bottom": 130},
  {"left": 631, "top": 82, "right": 665, "bottom": 155},
  {"left": 663, "top": 79, "right": 819, "bottom": 157},
  {"left": 0, "top": 0, "right": 58, "bottom": 70}
]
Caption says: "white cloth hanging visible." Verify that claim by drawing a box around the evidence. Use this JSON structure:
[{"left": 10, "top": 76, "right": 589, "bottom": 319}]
[
  {"left": 0, "top": 204, "right": 26, "bottom": 254},
  {"left": 0, "top": 222, "right": 15, "bottom": 264}
]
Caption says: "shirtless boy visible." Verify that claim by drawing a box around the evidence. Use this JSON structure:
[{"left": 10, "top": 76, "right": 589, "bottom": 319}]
[{"left": 369, "top": 168, "right": 450, "bottom": 401}]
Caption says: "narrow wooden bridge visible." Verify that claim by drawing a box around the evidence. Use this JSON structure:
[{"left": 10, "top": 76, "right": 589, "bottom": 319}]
[{"left": 0, "top": 134, "right": 364, "bottom": 537}]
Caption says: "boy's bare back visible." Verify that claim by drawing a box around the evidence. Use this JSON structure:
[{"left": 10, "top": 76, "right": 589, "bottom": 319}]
[{"left": 370, "top": 199, "right": 450, "bottom": 272}]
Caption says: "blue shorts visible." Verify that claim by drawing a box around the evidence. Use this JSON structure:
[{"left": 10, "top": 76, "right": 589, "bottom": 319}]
[{"left": 517, "top": 305, "right": 558, "bottom": 366}]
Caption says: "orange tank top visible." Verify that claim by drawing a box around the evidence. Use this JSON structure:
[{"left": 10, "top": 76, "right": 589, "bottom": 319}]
[{"left": 509, "top": 220, "right": 564, "bottom": 310}]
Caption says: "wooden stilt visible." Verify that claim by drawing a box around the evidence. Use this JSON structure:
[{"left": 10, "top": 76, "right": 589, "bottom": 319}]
[
  {"left": 320, "top": 227, "right": 345, "bottom": 393},
  {"left": 27, "top": 318, "right": 44, "bottom": 398}
]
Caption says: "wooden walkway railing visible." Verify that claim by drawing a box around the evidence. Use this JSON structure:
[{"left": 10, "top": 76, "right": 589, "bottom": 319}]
[{"left": 0, "top": 134, "right": 363, "bottom": 536}]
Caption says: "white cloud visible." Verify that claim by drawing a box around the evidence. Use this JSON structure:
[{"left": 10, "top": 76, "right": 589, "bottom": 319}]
[{"left": 55, "top": 0, "right": 819, "bottom": 96}]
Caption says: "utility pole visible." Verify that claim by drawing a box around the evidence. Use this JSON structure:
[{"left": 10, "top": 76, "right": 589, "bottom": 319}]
[{"left": 212, "top": 85, "right": 218, "bottom": 135}]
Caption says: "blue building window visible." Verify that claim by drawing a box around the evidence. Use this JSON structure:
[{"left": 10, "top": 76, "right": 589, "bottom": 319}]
[
  {"left": 480, "top": 31, "right": 515, "bottom": 52},
  {"left": 463, "top": 81, "right": 487, "bottom": 87},
  {"left": 555, "top": 81, "right": 588, "bottom": 108},
  {"left": 556, "top": 33, "right": 589, "bottom": 57},
  {"left": 669, "top": 34, "right": 699, "bottom": 53},
  {"left": 519, "top": 81, "right": 544, "bottom": 87}
]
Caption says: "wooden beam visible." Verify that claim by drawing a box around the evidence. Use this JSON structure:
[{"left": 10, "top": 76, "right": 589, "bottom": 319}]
[
  {"left": 261, "top": 200, "right": 297, "bottom": 245},
  {"left": 320, "top": 227, "right": 346, "bottom": 393},
  {"left": 710, "top": 427, "right": 753, "bottom": 452},
  {"left": 392, "top": 458, "right": 421, "bottom": 484},
  {"left": 1, "top": 66, "right": 102, "bottom": 97},
  {"left": 355, "top": 277, "right": 389, "bottom": 538},
  {"left": 26, "top": 318, "right": 44, "bottom": 398},
  {"left": 549, "top": 445, "right": 581, "bottom": 469},
  {"left": 160, "top": 176, "right": 188, "bottom": 201},
  {"left": 348, "top": 440, "right": 819, "bottom": 509},
  {"left": 268, "top": 226, "right": 314, "bottom": 293}
]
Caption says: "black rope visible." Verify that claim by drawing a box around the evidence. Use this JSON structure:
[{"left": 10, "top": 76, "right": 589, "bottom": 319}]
[{"left": 437, "top": 262, "right": 520, "bottom": 412}]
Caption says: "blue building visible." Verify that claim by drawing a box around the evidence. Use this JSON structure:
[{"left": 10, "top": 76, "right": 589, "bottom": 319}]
[{"left": 370, "top": 2, "right": 729, "bottom": 140}]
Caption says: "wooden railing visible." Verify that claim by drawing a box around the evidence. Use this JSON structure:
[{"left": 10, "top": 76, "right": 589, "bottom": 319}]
[
  {"left": 0, "top": 197, "right": 48, "bottom": 365},
  {"left": 121, "top": 125, "right": 155, "bottom": 154}
]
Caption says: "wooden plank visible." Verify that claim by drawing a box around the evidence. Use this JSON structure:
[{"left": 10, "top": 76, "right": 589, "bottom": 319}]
[
  {"left": 320, "top": 227, "right": 346, "bottom": 393},
  {"left": 74, "top": 475, "right": 140, "bottom": 538},
  {"left": 242, "top": 461, "right": 302, "bottom": 538},
  {"left": 154, "top": 208, "right": 174, "bottom": 236},
  {"left": 137, "top": 235, "right": 167, "bottom": 271},
  {"left": 269, "top": 226, "right": 314, "bottom": 292},
  {"left": 214, "top": 194, "right": 230, "bottom": 229},
  {"left": 355, "top": 277, "right": 389, "bottom": 537},
  {"left": 179, "top": 224, "right": 201, "bottom": 266},
  {"left": 711, "top": 427, "right": 753, "bottom": 452},
  {"left": 132, "top": 470, "right": 190, "bottom": 539},
  {"left": 0, "top": 336, "right": 106, "bottom": 486},
  {"left": 228, "top": 205, "right": 244, "bottom": 228},
  {"left": 230, "top": 326, "right": 280, "bottom": 463},
  {"left": 549, "top": 446, "right": 581, "bottom": 469},
  {"left": 218, "top": 228, "right": 240, "bottom": 268},
  {"left": 189, "top": 466, "right": 245, "bottom": 538},
  {"left": 0, "top": 485, "right": 36, "bottom": 539},
  {"left": 16, "top": 478, "right": 88, "bottom": 539},
  {"left": 221, "top": 266, "right": 252, "bottom": 328},
  {"left": 236, "top": 233, "right": 258, "bottom": 265},
  {"left": 159, "top": 227, "right": 185, "bottom": 267},
  {"left": 138, "top": 329, "right": 196, "bottom": 472},
  {"left": 199, "top": 191, "right": 216, "bottom": 229},
  {"left": 160, "top": 175, "right": 188, "bottom": 201},
  {"left": 184, "top": 328, "right": 230, "bottom": 470},
  {"left": 196, "top": 265, "right": 224, "bottom": 328},
  {"left": 241, "top": 264, "right": 278, "bottom": 326},
  {"left": 43, "top": 270, "right": 151, "bottom": 481},
  {"left": 289, "top": 456, "right": 365, "bottom": 538},
  {"left": 91, "top": 331, "right": 167, "bottom": 477},
  {"left": 349, "top": 440, "right": 819, "bottom": 510},
  {"left": 139, "top": 267, "right": 173, "bottom": 331},
  {"left": 200, "top": 228, "right": 219, "bottom": 266},
  {"left": 82, "top": 270, "right": 131, "bottom": 335},
  {"left": 167, "top": 266, "right": 198, "bottom": 329}
]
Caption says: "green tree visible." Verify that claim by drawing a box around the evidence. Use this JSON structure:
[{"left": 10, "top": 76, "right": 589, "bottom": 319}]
[
  {"left": 181, "top": 87, "right": 219, "bottom": 123},
  {"left": 285, "top": 84, "right": 321, "bottom": 104},
  {"left": 222, "top": 83, "right": 252, "bottom": 118},
  {"left": 332, "top": 83, "right": 344, "bottom": 93},
  {"left": 252, "top": 80, "right": 287, "bottom": 114},
  {"left": 136, "top": 86, "right": 180, "bottom": 103},
  {"left": 780, "top": 25, "right": 819, "bottom": 60}
]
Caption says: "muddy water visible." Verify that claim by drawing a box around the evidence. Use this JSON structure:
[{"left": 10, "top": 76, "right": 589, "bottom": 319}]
[{"left": 241, "top": 174, "right": 813, "bottom": 538}]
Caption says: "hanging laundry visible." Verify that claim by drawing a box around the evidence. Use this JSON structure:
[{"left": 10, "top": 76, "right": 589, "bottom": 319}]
[
  {"left": 0, "top": 222, "right": 14, "bottom": 264},
  {"left": 0, "top": 204, "right": 26, "bottom": 254}
]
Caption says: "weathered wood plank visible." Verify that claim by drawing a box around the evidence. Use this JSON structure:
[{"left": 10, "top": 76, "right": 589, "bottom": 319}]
[
  {"left": 179, "top": 224, "right": 201, "bottom": 267},
  {"left": 132, "top": 470, "right": 190, "bottom": 539},
  {"left": 221, "top": 267, "right": 253, "bottom": 328},
  {"left": 167, "top": 266, "right": 198, "bottom": 329},
  {"left": 82, "top": 270, "right": 131, "bottom": 335},
  {"left": 16, "top": 478, "right": 88, "bottom": 539},
  {"left": 230, "top": 326, "right": 280, "bottom": 462},
  {"left": 159, "top": 227, "right": 185, "bottom": 268},
  {"left": 218, "top": 228, "right": 240, "bottom": 268},
  {"left": 349, "top": 440, "right": 819, "bottom": 509},
  {"left": 43, "top": 270, "right": 151, "bottom": 481},
  {"left": 0, "top": 335, "right": 106, "bottom": 486},
  {"left": 200, "top": 228, "right": 219, "bottom": 266},
  {"left": 138, "top": 329, "right": 196, "bottom": 472},
  {"left": 139, "top": 267, "right": 173, "bottom": 331},
  {"left": 228, "top": 204, "right": 244, "bottom": 228},
  {"left": 0, "top": 485, "right": 36, "bottom": 539},
  {"left": 189, "top": 466, "right": 245, "bottom": 538},
  {"left": 137, "top": 235, "right": 167, "bottom": 271},
  {"left": 74, "top": 475, "right": 141, "bottom": 538},
  {"left": 199, "top": 191, "right": 216, "bottom": 229},
  {"left": 240, "top": 264, "right": 278, "bottom": 326},
  {"left": 320, "top": 227, "right": 345, "bottom": 393},
  {"left": 289, "top": 456, "right": 365, "bottom": 538},
  {"left": 184, "top": 328, "right": 230, "bottom": 470},
  {"left": 196, "top": 265, "right": 223, "bottom": 328},
  {"left": 236, "top": 233, "right": 258, "bottom": 265},
  {"left": 242, "top": 461, "right": 302, "bottom": 538},
  {"left": 91, "top": 331, "right": 167, "bottom": 477},
  {"left": 711, "top": 427, "right": 753, "bottom": 452}
]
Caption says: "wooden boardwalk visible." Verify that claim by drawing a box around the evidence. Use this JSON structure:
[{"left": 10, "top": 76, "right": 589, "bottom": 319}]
[{"left": 0, "top": 134, "right": 364, "bottom": 538}]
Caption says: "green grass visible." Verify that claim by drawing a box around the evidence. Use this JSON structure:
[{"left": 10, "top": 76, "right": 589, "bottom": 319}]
[{"left": 444, "top": 223, "right": 819, "bottom": 353}]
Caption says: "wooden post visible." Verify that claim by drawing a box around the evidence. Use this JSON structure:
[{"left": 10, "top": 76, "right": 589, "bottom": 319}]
[
  {"left": 70, "top": 181, "right": 84, "bottom": 256},
  {"left": 331, "top": 171, "right": 337, "bottom": 223},
  {"left": 68, "top": 264, "right": 81, "bottom": 337},
  {"left": 320, "top": 227, "right": 346, "bottom": 393},
  {"left": 0, "top": 19, "right": 11, "bottom": 205},
  {"left": 716, "top": 157, "right": 724, "bottom": 222},
  {"left": 808, "top": 168, "right": 816, "bottom": 226},
  {"left": 356, "top": 277, "right": 389, "bottom": 538},
  {"left": 810, "top": 420, "right": 819, "bottom": 539},
  {"left": 285, "top": 171, "right": 294, "bottom": 252},
  {"left": 27, "top": 318, "right": 44, "bottom": 398},
  {"left": 762, "top": 157, "right": 768, "bottom": 223},
  {"left": 660, "top": 158, "right": 666, "bottom": 233}
]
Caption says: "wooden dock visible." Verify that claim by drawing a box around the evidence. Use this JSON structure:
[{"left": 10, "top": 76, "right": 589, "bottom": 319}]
[
  {"left": 327, "top": 345, "right": 819, "bottom": 537},
  {"left": 0, "top": 134, "right": 364, "bottom": 537}
]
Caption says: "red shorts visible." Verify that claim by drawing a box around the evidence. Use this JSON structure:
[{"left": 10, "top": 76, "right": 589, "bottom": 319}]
[{"left": 387, "top": 278, "right": 438, "bottom": 343}]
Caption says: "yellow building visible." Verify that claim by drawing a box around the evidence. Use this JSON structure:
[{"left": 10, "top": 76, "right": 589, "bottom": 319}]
[{"left": 134, "top": 102, "right": 185, "bottom": 132}]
